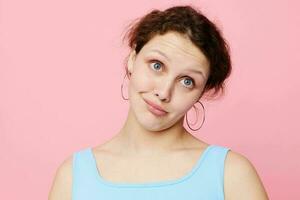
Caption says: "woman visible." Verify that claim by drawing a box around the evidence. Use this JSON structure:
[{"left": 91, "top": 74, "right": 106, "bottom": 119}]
[{"left": 49, "top": 5, "right": 269, "bottom": 200}]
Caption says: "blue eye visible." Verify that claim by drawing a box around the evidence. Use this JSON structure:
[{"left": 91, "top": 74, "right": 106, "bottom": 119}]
[
  {"left": 150, "top": 61, "right": 162, "bottom": 71},
  {"left": 181, "top": 78, "right": 195, "bottom": 88},
  {"left": 150, "top": 60, "right": 195, "bottom": 89}
]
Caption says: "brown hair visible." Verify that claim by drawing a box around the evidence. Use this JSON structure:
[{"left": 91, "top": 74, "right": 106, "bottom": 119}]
[{"left": 122, "top": 5, "right": 232, "bottom": 100}]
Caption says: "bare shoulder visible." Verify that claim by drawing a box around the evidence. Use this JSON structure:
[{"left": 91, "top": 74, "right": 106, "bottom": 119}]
[
  {"left": 48, "top": 154, "right": 73, "bottom": 200},
  {"left": 224, "top": 149, "right": 269, "bottom": 200}
]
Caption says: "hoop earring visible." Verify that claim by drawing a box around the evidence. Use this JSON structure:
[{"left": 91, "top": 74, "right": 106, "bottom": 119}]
[
  {"left": 121, "top": 74, "right": 129, "bottom": 100},
  {"left": 185, "top": 101, "right": 205, "bottom": 131}
]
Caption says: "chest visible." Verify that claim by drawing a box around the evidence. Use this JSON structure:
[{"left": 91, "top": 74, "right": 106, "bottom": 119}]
[{"left": 93, "top": 151, "right": 202, "bottom": 184}]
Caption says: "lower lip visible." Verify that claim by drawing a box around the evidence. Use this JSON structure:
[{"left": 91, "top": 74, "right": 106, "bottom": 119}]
[{"left": 145, "top": 102, "right": 168, "bottom": 117}]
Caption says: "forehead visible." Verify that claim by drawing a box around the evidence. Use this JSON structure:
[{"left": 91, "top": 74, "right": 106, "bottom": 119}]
[{"left": 141, "top": 32, "right": 209, "bottom": 68}]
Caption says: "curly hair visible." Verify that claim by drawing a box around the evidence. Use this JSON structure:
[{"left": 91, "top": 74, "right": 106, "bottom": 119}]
[{"left": 122, "top": 5, "right": 232, "bottom": 100}]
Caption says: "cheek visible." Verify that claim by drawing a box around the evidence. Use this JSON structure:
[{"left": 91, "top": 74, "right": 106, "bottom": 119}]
[
  {"left": 175, "top": 99, "right": 194, "bottom": 114},
  {"left": 173, "top": 91, "right": 199, "bottom": 114},
  {"left": 130, "top": 63, "right": 154, "bottom": 92}
]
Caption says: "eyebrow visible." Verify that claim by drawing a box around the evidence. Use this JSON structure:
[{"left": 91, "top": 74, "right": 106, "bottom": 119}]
[
  {"left": 185, "top": 69, "right": 205, "bottom": 78},
  {"left": 149, "top": 49, "right": 171, "bottom": 62},
  {"left": 149, "top": 49, "right": 205, "bottom": 78}
]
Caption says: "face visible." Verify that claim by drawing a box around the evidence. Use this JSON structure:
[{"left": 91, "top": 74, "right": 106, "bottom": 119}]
[{"left": 126, "top": 31, "right": 210, "bottom": 132}]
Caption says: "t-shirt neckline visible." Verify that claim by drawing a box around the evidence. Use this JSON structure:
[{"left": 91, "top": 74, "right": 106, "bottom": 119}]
[{"left": 88, "top": 144, "right": 214, "bottom": 188}]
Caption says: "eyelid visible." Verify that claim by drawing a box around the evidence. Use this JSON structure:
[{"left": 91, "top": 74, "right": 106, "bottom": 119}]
[{"left": 149, "top": 59, "right": 163, "bottom": 66}]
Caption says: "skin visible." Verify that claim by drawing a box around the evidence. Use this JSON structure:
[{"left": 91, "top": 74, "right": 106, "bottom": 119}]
[
  {"left": 48, "top": 31, "right": 269, "bottom": 200},
  {"left": 114, "top": 31, "right": 211, "bottom": 155}
]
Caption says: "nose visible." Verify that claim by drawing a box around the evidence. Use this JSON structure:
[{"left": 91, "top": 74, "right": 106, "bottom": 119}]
[{"left": 154, "top": 78, "right": 173, "bottom": 102}]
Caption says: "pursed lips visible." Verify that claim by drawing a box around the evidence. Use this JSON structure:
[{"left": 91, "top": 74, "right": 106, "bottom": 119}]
[{"left": 143, "top": 99, "right": 167, "bottom": 113}]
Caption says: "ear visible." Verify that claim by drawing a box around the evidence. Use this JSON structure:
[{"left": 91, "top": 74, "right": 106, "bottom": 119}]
[{"left": 127, "top": 50, "right": 137, "bottom": 74}]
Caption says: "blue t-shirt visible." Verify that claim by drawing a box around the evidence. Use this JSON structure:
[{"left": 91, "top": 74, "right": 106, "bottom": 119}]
[{"left": 72, "top": 144, "right": 230, "bottom": 200}]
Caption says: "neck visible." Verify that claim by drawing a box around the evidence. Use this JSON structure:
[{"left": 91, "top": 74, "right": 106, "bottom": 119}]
[{"left": 114, "top": 107, "right": 189, "bottom": 156}]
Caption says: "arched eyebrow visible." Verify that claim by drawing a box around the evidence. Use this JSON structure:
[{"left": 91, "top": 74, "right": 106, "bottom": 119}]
[
  {"left": 184, "top": 69, "right": 205, "bottom": 78},
  {"left": 149, "top": 49, "right": 171, "bottom": 62}
]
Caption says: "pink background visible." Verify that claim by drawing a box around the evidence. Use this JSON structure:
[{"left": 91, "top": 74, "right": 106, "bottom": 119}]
[{"left": 1, "top": 0, "right": 299, "bottom": 199}]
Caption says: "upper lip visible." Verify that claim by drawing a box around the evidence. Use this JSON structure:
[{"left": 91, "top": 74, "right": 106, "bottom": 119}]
[{"left": 144, "top": 99, "right": 167, "bottom": 112}]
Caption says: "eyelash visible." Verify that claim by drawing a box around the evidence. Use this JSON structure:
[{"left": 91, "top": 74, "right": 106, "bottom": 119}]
[{"left": 149, "top": 59, "right": 196, "bottom": 89}]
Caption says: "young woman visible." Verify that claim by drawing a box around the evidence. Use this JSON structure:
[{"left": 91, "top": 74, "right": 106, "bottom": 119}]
[{"left": 49, "top": 5, "right": 269, "bottom": 200}]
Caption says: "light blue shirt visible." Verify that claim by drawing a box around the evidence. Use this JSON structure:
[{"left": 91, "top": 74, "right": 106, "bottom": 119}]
[{"left": 72, "top": 144, "right": 230, "bottom": 200}]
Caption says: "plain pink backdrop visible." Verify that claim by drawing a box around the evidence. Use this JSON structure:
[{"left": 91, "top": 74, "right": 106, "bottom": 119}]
[{"left": 1, "top": 0, "right": 299, "bottom": 199}]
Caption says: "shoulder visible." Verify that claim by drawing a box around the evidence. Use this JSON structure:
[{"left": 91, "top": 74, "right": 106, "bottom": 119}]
[
  {"left": 224, "top": 149, "right": 269, "bottom": 200},
  {"left": 48, "top": 154, "right": 73, "bottom": 200}
]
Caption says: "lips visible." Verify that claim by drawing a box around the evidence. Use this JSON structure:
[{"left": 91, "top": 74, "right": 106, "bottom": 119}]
[{"left": 144, "top": 99, "right": 167, "bottom": 113}]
